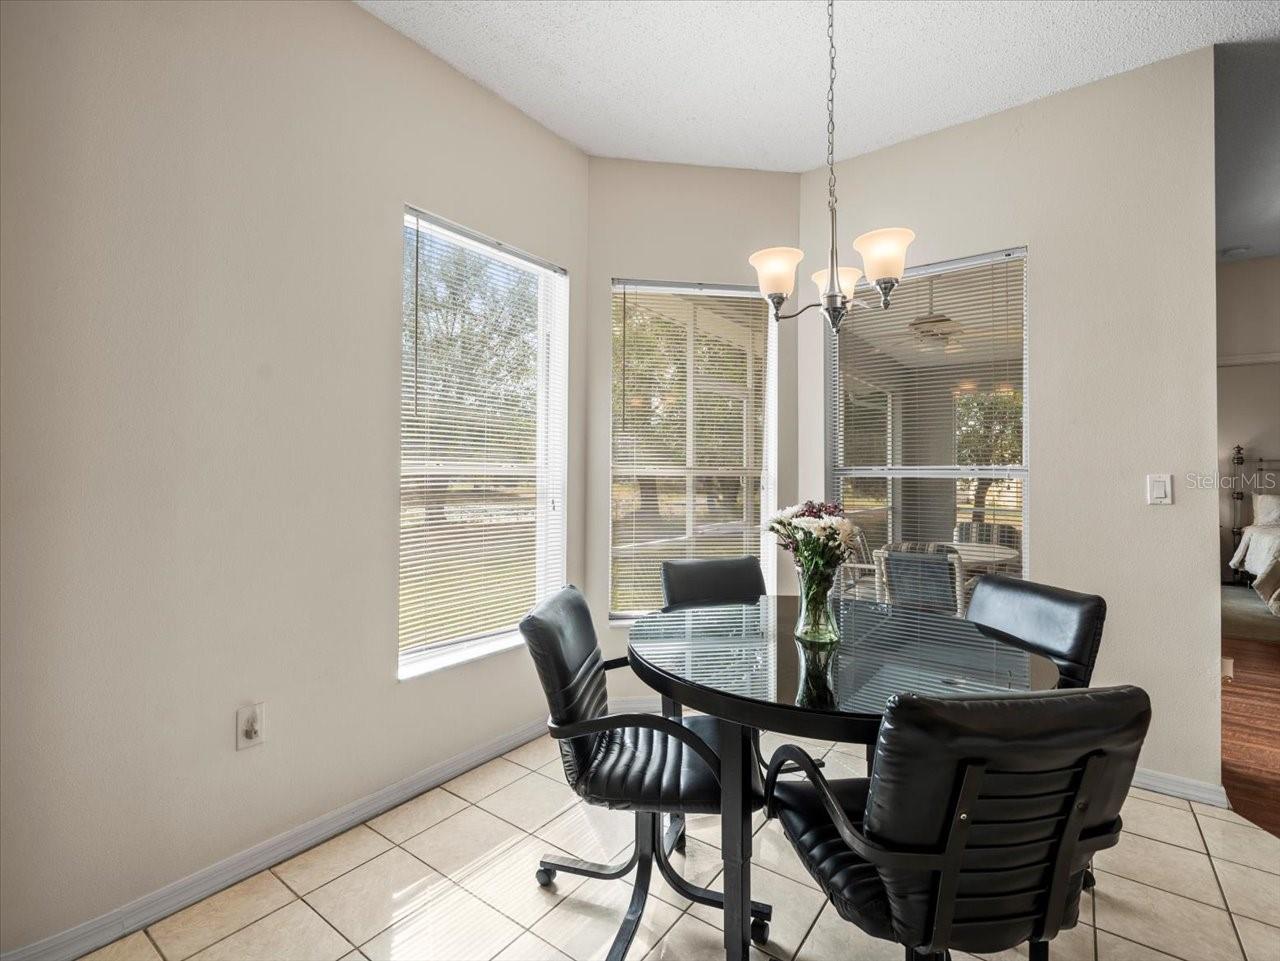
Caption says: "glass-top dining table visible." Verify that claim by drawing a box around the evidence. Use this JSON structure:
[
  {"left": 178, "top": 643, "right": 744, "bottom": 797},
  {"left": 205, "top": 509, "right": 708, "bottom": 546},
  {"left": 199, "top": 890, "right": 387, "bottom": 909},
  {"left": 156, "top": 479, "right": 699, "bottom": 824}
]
[{"left": 627, "top": 594, "right": 1059, "bottom": 961}]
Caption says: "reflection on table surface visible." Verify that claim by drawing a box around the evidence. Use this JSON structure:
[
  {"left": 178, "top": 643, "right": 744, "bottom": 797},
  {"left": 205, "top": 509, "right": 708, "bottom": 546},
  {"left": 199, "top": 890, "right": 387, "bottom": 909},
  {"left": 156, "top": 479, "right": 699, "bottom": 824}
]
[{"left": 629, "top": 595, "right": 1040, "bottom": 717}]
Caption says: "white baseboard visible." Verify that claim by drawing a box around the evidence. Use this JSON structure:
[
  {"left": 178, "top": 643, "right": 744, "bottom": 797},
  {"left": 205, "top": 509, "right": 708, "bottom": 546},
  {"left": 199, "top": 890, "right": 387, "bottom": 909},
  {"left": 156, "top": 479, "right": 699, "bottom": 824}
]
[
  {"left": 1132, "top": 767, "right": 1230, "bottom": 808},
  {"left": 1, "top": 717, "right": 550, "bottom": 961}
]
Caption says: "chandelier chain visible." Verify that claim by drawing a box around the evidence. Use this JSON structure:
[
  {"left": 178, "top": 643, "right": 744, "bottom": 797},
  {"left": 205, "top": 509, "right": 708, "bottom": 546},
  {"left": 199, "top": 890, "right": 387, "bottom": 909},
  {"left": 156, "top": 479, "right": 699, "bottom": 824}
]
[
  {"left": 746, "top": 0, "right": 910, "bottom": 325},
  {"left": 826, "top": 0, "right": 837, "bottom": 213}
]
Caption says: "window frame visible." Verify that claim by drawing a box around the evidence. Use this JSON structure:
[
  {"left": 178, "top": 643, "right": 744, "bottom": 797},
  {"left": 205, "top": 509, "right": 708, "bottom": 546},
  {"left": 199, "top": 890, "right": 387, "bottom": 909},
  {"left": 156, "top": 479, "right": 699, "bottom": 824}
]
[
  {"left": 823, "top": 247, "right": 1029, "bottom": 573},
  {"left": 397, "top": 206, "right": 569, "bottom": 679},
  {"left": 608, "top": 279, "right": 777, "bottom": 620}
]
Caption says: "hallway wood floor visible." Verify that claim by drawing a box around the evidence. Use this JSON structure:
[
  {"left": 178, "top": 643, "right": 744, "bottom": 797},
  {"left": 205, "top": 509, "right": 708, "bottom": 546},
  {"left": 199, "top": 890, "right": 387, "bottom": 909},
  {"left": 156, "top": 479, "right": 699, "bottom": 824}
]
[{"left": 1222, "top": 635, "right": 1280, "bottom": 836}]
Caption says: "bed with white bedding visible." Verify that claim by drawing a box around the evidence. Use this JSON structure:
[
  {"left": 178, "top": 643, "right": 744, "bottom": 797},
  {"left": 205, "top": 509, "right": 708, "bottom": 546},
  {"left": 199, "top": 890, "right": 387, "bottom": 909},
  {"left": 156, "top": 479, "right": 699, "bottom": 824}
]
[{"left": 1231, "top": 493, "right": 1280, "bottom": 616}]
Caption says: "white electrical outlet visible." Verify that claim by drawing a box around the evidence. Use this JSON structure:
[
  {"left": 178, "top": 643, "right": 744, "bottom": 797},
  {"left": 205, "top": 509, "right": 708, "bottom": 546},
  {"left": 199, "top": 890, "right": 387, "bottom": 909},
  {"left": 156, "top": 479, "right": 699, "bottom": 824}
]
[{"left": 236, "top": 702, "right": 265, "bottom": 750}]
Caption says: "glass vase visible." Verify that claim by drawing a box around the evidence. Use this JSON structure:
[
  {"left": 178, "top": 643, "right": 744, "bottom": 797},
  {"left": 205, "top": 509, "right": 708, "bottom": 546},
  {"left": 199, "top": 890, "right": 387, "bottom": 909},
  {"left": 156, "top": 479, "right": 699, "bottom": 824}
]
[{"left": 794, "top": 563, "right": 839, "bottom": 646}]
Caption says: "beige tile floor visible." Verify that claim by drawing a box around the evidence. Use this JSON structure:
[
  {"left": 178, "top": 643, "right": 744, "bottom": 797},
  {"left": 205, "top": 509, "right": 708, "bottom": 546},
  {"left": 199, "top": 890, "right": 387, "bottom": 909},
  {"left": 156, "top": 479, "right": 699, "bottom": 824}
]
[{"left": 83, "top": 735, "right": 1280, "bottom": 961}]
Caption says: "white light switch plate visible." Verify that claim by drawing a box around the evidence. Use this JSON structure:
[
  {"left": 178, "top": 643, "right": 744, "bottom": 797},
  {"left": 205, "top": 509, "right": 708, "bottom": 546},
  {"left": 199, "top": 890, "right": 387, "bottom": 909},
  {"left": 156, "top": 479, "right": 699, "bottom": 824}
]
[{"left": 1146, "top": 474, "right": 1173, "bottom": 505}]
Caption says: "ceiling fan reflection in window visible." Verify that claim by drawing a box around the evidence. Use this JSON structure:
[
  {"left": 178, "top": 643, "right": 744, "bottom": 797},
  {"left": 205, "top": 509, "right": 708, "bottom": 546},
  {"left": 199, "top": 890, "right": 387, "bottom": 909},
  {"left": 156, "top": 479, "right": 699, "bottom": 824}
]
[{"left": 876, "top": 276, "right": 965, "bottom": 355}]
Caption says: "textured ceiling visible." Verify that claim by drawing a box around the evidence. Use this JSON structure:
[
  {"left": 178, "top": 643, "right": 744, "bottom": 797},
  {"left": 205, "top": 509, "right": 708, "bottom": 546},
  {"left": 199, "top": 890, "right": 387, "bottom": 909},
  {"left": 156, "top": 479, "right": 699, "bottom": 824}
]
[{"left": 356, "top": 0, "right": 1280, "bottom": 173}]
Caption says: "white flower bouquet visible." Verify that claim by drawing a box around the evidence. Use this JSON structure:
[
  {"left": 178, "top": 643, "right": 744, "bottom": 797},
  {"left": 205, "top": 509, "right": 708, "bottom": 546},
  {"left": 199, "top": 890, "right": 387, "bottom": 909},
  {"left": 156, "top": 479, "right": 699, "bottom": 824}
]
[{"left": 769, "top": 500, "right": 859, "bottom": 645}]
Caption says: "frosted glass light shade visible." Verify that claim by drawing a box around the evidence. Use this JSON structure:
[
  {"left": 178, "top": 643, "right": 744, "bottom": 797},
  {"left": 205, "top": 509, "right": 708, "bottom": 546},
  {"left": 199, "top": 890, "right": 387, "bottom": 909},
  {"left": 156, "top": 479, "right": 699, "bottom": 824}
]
[
  {"left": 853, "top": 228, "right": 915, "bottom": 283},
  {"left": 749, "top": 247, "right": 804, "bottom": 298},
  {"left": 811, "top": 267, "right": 862, "bottom": 299}
]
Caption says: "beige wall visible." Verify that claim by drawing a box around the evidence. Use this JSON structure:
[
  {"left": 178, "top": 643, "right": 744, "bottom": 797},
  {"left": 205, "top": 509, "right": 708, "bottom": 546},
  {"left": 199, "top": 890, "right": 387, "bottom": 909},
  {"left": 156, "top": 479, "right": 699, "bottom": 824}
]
[
  {"left": 0, "top": 0, "right": 591, "bottom": 949},
  {"left": 1217, "top": 256, "right": 1280, "bottom": 359},
  {"left": 583, "top": 159, "right": 801, "bottom": 693},
  {"left": 1216, "top": 257, "right": 1280, "bottom": 574},
  {"left": 795, "top": 49, "right": 1221, "bottom": 785}
]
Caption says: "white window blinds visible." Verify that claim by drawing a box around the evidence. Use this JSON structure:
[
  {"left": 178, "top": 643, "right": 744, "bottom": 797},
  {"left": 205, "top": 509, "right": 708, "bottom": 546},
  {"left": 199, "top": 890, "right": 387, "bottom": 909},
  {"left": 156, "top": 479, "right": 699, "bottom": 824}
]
[
  {"left": 827, "top": 250, "right": 1027, "bottom": 585},
  {"left": 399, "top": 210, "right": 568, "bottom": 667},
  {"left": 611, "top": 284, "right": 775, "bottom": 616}
]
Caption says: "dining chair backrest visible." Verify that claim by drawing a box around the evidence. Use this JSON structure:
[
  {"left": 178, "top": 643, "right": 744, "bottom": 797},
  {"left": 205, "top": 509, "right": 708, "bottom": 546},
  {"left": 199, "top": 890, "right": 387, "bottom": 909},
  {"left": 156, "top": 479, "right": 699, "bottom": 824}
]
[
  {"left": 954, "top": 521, "right": 1022, "bottom": 552},
  {"left": 967, "top": 575, "right": 1106, "bottom": 688},
  {"left": 849, "top": 526, "right": 873, "bottom": 566},
  {"left": 660, "top": 556, "right": 766, "bottom": 611},
  {"left": 865, "top": 685, "right": 1150, "bottom": 955},
  {"left": 875, "top": 543, "right": 965, "bottom": 616},
  {"left": 954, "top": 520, "right": 994, "bottom": 544},
  {"left": 519, "top": 585, "right": 608, "bottom": 783}
]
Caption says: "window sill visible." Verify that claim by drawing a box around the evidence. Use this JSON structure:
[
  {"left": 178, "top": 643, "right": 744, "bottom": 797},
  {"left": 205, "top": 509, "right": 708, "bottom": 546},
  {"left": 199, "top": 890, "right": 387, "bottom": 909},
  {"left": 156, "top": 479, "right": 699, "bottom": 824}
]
[{"left": 397, "top": 630, "right": 525, "bottom": 681}]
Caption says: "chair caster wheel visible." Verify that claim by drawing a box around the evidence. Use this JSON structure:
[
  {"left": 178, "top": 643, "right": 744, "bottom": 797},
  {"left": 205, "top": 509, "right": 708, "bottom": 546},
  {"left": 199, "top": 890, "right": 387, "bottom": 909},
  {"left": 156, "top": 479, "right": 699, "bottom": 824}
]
[
  {"left": 535, "top": 868, "right": 556, "bottom": 887},
  {"left": 750, "top": 918, "right": 769, "bottom": 944}
]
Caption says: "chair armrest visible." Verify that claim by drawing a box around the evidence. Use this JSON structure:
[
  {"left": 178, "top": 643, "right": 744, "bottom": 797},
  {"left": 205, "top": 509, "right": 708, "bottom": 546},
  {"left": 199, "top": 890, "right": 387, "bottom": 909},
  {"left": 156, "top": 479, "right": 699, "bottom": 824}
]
[
  {"left": 764, "top": 744, "right": 945, "bottom": 870},
  {"left": 1076, "top": 818, "right": 1123, "bottom": 856},
  {"left": 602, "top": 656, "right": 630, "bottom": 671},
  {"left": 547, "top": 712, "right": 720, "bottom": 785},
  {"left": 764, "top": 744, "right": 862, "bottom": 842}
]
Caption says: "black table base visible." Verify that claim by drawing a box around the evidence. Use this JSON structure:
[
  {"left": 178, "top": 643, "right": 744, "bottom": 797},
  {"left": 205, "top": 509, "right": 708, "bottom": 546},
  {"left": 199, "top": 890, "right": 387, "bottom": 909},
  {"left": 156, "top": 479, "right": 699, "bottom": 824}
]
[{"left": 719, "top": 719, "right": 755, "bottom": 960}]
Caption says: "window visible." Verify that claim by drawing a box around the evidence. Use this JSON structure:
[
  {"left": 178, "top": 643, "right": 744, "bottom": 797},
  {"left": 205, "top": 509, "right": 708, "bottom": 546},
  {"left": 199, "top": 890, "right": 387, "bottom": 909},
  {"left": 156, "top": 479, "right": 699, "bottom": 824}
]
[
  {"left": 610, "top": 283, "right": 775, "bottom": 616},
  {"left": 826, "top": 249, "right": 1027, "bottom": 576},
  {"left": 399, "top": 209, "right": 568, "bottom": 674}
]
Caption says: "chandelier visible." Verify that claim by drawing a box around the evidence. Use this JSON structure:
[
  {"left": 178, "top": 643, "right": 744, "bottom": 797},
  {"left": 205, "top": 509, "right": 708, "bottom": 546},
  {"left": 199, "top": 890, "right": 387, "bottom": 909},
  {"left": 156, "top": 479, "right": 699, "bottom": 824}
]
[{"left": 748, "top": 0, "right": 915, "bottom": 332}]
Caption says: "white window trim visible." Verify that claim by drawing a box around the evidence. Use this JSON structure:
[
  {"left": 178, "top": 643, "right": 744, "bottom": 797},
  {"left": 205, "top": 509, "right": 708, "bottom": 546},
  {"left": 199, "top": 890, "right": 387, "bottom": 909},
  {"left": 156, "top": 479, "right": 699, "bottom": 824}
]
[
  {"left": 398, "top": 629, "right": 526, "bottom": 681},
  {"left": 607, "top": 280, "right": 777, "bottom": 619},
  {"left": 397, "top": 206, "right": 568, "bottom": 674}
]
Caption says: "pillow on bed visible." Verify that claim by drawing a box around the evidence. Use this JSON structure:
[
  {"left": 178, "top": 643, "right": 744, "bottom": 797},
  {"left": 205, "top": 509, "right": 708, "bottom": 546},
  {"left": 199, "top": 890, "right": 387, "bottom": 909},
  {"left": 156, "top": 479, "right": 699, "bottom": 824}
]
[{"left": 1254, "top": 493, "right": 1280, "bottom": 526}]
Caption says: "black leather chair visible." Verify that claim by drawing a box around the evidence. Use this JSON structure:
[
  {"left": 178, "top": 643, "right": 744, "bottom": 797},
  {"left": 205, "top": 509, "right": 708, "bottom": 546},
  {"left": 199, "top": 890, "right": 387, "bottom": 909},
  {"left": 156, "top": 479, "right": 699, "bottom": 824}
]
[
  {"left": 966, "top": 574, "right": 1111, "bottom": 893},
  {"left": 660, "top": 555, "right": 766, "bottom": 611},
  {"left": 763, "top": 686, "right": 1150, "bottom": 961},
  {"left": 967, "top": 575, "right": 1106, "bottom": 689},
  {"left": 520, "top": 586, "right": 772, "bottom": 960}
]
